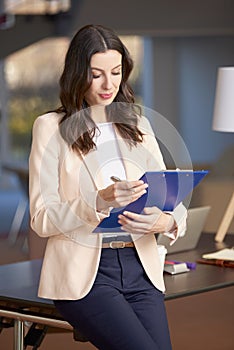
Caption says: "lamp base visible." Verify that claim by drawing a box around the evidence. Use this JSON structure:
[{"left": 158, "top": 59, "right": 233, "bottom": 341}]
[{"left": 215, "top": 191, "right": 234, "bottom": 242}]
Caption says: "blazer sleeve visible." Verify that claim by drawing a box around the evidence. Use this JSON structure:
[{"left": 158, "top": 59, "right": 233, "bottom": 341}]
[{"left": 29, "top": 114, "right": 108, "bottom": 238}]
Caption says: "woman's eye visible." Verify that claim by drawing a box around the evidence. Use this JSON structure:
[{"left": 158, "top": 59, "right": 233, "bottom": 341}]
[
  {"left": 92, "top": 74, "right": 101, "bottom": 79},
  {"left": 112, "top": 71, "right": 121, "bottom": 76}
]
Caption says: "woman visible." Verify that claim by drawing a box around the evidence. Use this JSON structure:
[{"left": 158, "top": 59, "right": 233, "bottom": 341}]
[{"left": 29, "top": 24, "right": 187, "bottom": 350}]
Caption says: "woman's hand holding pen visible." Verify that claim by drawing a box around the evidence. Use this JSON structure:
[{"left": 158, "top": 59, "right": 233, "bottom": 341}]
[
  {"left": 96, "top": 178, "right": 148, "bottom": 212},
  {"left": 118, "top": 207, "right": 176, "bottom": 235}
]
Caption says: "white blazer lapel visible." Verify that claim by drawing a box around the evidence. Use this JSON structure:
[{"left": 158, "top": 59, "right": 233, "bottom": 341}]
[{"left": 79, "top": 150, "right": 106, "bottom": 189}]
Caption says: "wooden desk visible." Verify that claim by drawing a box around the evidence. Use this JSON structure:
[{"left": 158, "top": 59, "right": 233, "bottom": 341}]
[
  {"left": 0, "top": 233, "right": 234, "bottom": 349},
  {"left": 164, "top": 232, "right": 234, "bottom": 299}
]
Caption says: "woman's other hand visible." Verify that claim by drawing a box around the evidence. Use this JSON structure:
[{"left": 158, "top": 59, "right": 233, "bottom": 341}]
[
  {"left": 96, "top": 180, "right": 148, "bottom": 212},
  {"left": 118, "top": 207, "right": 176, "bottom": 235}
]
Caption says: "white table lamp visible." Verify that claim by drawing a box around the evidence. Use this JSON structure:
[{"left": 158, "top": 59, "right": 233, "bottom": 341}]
[{"left": 212, "top": 67, "right": 234, "bottom": 242}]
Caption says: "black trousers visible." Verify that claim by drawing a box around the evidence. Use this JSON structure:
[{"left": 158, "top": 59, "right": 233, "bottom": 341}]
[{"left": 54, "top": 247, "right": 172, "bottom": 350}]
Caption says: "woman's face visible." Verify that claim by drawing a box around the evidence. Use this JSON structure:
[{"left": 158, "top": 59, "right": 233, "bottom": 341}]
[{"left": 84, "top": 50, "right": 122, "bottom": 106}]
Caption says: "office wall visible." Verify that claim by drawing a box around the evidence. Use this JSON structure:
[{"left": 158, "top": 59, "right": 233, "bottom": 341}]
[
  {"left": 177, "top": 36, "right": 234, "bottom": 164},
  {"left": 74, "top": 0, "right": 234, "bottom": 37},
  {"left": 148, "top": 36, "right": 234, "bottom": 166},
  {"left": 144, "top": 35, "right": 234, "bottom": 233}
]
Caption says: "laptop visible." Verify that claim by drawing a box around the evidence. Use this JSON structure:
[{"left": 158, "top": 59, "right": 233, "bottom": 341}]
[{"left": 157, "top": 206, "right": 211, "bottom": 254}]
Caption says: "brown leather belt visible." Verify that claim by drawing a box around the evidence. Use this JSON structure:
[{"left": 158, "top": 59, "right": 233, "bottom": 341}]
[{"left": 102, "top": 241, "right": 135, "bottom": 249}]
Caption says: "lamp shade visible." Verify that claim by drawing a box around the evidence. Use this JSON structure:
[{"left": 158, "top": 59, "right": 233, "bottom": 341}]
[{"left": 212, "top": 67, "right": 234, "bottom": 132}]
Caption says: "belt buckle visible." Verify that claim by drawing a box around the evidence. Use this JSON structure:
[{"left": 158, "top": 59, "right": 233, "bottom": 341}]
[{"left": 110, "top": 241, "right": 125, "bottom": 249}]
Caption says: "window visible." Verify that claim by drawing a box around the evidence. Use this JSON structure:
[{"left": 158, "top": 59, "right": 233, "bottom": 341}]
[{"left": 2, "top": 35, "right": 143, "bottom": 162}]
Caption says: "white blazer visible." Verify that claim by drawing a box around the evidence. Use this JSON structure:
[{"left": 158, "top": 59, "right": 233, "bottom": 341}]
[{"left": 29, "top": 112, "right": 187, "bottom": 300}]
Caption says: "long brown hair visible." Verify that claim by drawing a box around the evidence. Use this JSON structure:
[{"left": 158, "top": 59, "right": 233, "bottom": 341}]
[{"left": 55, "top": 24, "right": 143, "bottom": 154}]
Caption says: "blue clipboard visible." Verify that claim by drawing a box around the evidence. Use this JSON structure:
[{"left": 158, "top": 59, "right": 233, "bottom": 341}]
[{"left": 93, "top": 170, "right": 208, "bottom": 233}]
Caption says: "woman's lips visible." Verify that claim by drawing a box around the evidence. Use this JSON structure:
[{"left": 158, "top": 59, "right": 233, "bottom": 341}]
[{"left": 99, "top": 93, "right": 113, "bottom": 99}]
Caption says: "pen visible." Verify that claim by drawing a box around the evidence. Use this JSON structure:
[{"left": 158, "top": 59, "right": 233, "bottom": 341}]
[
  {"left": 110, "top": 176, "right": 122, "bottom": 183},
  {"left": 197, "top": 259, "right": 234, "bottom": 268}
]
